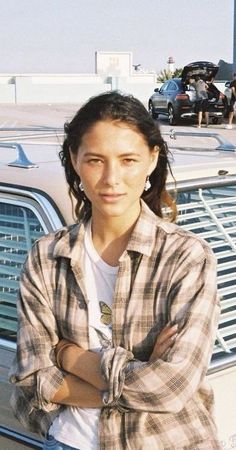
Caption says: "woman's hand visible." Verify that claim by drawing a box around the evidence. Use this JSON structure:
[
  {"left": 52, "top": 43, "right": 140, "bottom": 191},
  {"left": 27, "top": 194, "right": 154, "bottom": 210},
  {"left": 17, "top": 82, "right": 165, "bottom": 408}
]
[{"left": 149, "top": 323, "right": 178, "bottom": 362}]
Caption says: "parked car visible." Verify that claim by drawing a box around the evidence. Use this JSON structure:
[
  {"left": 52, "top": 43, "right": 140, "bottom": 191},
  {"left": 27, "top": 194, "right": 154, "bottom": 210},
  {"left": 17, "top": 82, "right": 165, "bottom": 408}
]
[
  {"left": 149, "top": 61, "right": 225, "bottom": 125},
  {"left": 0, "top": 132, "right": 236, "bottom": 449}
]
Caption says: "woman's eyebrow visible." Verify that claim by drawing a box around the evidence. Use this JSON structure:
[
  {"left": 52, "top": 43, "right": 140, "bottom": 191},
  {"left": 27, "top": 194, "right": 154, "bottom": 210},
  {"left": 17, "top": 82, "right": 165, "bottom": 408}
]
[
  {"left": 83, "top": 151, "right": 142, "bottom": 157},
  {"left": 82, "top": 152, "right": 104, "bottom": 157}
]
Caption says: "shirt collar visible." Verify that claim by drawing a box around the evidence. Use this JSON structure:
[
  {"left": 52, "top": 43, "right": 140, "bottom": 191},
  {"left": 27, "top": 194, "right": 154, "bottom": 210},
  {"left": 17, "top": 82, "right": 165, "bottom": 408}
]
[
  {"left": 53, "top": 221, "right": 86, "bottom": 260},
  {"left": 53, "top": 200, "right": 159, "bottom": 260},
  {"left": 126, "top": 200, "right": 158, "bottom": 257}
]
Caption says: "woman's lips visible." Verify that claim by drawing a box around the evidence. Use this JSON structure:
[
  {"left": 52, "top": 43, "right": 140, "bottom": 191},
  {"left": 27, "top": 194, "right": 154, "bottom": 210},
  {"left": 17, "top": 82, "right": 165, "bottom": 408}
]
[{"left": 100, "top": 193, "right": 125, "bottom": 203}]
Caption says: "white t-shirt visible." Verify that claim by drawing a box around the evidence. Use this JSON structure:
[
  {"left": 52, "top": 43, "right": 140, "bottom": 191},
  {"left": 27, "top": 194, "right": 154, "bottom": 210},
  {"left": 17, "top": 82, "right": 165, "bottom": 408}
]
[{"left": 49, "top": 220, "right": 118, "bottom": 449}]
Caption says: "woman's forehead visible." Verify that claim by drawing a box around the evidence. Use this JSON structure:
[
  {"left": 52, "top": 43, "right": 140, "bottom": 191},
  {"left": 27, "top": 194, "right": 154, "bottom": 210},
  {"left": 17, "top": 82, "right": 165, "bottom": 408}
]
[
  {"left": 83, "top": 119, "right": 140, "bottom": 134},
  {"left": 81, "top": 120, "right": 147, "bottom": 145}
]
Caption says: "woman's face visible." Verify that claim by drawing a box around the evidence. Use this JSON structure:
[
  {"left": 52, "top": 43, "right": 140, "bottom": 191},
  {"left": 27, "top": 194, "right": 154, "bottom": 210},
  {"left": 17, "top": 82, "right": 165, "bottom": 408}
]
[{"left": 70, "top": 120, "right": 158, "bottom": 223}]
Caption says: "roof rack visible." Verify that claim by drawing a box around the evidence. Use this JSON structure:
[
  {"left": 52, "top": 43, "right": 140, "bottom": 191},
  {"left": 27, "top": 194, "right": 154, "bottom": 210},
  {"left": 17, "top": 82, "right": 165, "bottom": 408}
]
[
  {"left": 0, "top": 142, "right": 38, "bottom": 169},
  {"left": 162, "top": 130, "right": 236, "bottom": 152}
]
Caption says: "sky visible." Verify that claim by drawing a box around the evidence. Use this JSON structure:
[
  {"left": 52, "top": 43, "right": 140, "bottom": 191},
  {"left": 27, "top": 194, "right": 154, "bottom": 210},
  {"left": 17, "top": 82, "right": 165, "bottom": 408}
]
[{"left": 0, "top": 0, "right": 234, "bottom": 75}]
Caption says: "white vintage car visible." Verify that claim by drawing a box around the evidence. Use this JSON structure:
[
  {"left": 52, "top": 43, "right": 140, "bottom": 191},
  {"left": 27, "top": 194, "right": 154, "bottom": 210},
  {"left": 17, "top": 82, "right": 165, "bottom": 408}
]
[{"left": 0, "top": 130, "right": 236, "bottom": 449}]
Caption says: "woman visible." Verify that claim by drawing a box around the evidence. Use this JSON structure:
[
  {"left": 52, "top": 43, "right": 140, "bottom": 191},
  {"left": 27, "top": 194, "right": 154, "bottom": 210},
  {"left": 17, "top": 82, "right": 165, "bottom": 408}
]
[{"left": 10, "top": 91, "right": 221, "bottom": 449}]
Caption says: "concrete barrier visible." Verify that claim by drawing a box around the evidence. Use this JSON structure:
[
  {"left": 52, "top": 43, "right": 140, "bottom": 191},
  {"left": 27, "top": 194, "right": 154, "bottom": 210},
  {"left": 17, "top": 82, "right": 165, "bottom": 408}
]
[
  {"left": 14, "top": 75, "right": 111, "bottom": 103},
  {"left": 0, "top": 74, "right": 228, "bottom": 106},
  {"left": 0, "top": 73, "right": 159, "bottom": 105}
]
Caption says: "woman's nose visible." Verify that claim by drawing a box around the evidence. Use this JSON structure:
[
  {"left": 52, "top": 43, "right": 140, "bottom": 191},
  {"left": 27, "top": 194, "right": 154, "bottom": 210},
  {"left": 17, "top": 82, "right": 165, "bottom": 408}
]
[{"left": 102, "top": 162, "right": 120, "bottom": 186}]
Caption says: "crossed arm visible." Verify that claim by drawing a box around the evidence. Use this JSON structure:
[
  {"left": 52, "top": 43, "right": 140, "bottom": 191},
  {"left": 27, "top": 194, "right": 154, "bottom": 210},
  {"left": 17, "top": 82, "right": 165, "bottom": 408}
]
[{"left": 51, "top": 324, "right": 178, "bottom": 408}]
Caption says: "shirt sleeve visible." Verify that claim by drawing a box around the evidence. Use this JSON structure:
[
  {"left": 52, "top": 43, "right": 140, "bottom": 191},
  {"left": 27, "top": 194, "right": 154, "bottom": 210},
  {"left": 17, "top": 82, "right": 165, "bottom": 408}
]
[
  {"left": 9, "top": 241, "right": 66, "bottom": 423},
  {"left": 100, "top": 242, "right": 220, "bottom": 413}
]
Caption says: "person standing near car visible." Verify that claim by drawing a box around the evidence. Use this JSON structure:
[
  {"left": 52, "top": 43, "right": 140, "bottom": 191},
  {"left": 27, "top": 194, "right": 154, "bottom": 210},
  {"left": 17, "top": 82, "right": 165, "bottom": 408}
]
[
  {"left": 190, "top": 76, "right": 210, "bottom": 128},
  {"left": 10, "top": 91, "right": 221, "bottom": 450},
  {"left": 226, "top": 72, "right": 236, "bottom": 129}
]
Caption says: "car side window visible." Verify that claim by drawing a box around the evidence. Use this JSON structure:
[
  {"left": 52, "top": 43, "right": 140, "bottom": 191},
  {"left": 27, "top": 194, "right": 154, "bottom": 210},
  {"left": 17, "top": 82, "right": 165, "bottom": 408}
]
[
  {"left": 161, "top": 81, "right": 170, "bottom": 91},
  {"left": 168, "top": 81, "right": 177, "bottom": 91},
  {"left": 0, "top": 200, "right": 46, "bottom": 341},
  {"left": 176, "top": 183, "right": 236, "bottom": 362}
]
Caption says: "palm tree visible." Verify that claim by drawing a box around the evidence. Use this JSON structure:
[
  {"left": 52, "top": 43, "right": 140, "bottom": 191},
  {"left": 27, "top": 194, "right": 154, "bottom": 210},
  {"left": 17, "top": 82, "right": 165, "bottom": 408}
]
[{"left": 157, "top": 68, "right": 183, "bottom": 82}]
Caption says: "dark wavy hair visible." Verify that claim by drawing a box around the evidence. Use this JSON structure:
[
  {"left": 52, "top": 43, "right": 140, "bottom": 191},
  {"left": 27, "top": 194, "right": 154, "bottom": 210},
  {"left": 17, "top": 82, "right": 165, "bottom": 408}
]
[{"left": 59, "top": 91, "right": 176, "bottom": 221}]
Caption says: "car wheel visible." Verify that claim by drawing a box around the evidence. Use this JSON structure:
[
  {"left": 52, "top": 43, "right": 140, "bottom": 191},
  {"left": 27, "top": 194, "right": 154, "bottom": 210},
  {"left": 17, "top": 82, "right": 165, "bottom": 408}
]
[
  {"left": 168, "top": 105, "right": 178, "bottom": 125},
  {"left": 148, "top": 101, "right": 158, "bottom": 119}
]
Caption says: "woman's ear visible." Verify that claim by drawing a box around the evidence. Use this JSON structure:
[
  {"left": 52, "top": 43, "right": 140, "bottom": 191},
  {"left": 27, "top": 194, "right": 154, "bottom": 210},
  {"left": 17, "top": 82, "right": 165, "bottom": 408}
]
[{"left": 148, "top": 145, "right": 159, "bottom": 175}]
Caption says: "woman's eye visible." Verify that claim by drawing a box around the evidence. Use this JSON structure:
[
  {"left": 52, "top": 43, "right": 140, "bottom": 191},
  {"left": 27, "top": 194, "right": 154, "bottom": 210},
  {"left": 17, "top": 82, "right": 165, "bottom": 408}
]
[
  {"left": 123, "top": 158, "right": 137, "bottom": 164},
  {"left": 87, "top": 158, "right": 103, "bottom": 164}
]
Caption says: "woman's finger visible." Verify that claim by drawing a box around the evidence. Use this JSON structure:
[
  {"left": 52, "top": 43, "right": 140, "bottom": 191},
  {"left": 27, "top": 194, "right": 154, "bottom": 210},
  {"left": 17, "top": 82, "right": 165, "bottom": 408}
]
[
  {"left": 155, "top": 324, "right": 178, "bottom": 345},
  {"left": 149, "top": 325, "right": 178, "bottom": 361}
]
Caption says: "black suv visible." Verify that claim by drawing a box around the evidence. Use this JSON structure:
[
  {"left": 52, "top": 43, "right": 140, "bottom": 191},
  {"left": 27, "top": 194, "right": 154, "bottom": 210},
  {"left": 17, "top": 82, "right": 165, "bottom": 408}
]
[{"left": 148, "top": 61, "right": 225, "bottom": 125}]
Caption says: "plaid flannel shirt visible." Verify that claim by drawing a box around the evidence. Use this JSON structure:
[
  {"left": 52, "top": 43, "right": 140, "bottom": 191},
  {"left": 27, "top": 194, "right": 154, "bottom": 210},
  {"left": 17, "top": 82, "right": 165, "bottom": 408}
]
[{"left": 9, "top": 201, "right": 221, "bottom": 449}]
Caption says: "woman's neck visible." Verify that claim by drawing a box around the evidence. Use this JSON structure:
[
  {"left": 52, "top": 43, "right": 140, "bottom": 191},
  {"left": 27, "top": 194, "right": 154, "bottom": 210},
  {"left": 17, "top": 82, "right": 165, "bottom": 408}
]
[{"left": 90, "top": 210, "right": 140, "bottom": 266}]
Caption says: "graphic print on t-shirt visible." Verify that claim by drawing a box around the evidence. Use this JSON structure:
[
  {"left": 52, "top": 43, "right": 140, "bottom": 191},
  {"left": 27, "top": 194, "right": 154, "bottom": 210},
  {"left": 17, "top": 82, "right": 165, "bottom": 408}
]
[
  {"left": 90, "top": 301, "right": 112, "bottom": 350},
  {"left": 93, "top": 327, "right": 112, "bottom": 350},
  {"left": 99, "top": 301, "right": 112, "bottom": 326}
]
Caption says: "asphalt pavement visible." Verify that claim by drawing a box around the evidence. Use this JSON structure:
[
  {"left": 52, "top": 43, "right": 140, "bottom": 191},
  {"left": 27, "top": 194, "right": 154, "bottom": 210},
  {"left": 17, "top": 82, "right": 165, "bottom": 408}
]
[
  {"left": 0, "top": 104, "right": 79, "bottom": 130},
  {"left": 0, "top": 104, "right": 235, "bottom": 146}
]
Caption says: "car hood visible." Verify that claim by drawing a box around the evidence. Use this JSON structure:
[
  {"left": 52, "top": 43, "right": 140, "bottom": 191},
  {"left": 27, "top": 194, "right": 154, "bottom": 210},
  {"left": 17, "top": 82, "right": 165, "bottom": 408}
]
[{"left": 181, "top": 61, "right": 219, "bottom": 83}]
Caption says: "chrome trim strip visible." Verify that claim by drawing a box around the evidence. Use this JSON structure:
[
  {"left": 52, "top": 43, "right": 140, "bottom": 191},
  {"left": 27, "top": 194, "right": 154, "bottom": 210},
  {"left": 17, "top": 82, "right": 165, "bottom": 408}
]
[
  {"left": 167, "top": 176, "right": 236, "bottom": 192},
  {"left": 163, "top": 130, "right": 236, "bottom": 151},
  {"left": 0, "top": 194, "right": 50, "bottom": 235},
  {"left": 0, "top": 425, "right": 43, "bottom": 448},
  {"left": 0, "top": 339, "right": 16, "bottom": 351},
  {"left": 0, "top": 185, "right": 64, "bottom": 230},
  {"left": 208, "top": 354, "right": 236, "bottom": 375}
]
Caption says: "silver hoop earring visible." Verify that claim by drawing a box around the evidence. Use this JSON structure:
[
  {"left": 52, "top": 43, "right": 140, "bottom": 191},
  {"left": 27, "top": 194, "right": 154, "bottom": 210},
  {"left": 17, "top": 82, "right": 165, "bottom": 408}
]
[
  {"left": 79, "top": 181, "right": 84, "bottom": 192},
  {"left": 144, "top": 176, "right": 151, "bottom": 191}
]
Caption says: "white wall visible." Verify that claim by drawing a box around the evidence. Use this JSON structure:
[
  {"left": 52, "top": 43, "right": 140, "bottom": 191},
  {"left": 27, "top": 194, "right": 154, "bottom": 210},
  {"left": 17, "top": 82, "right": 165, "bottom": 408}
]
[
  {"left": 0, "top": 73, "right": 227, "bottom": 105},
  {"left": 0, "top": 73, "right": 159, "bottom": 105},
  {"left": 0, "top": 84, "right": 15, "bottom": 103},
  {"left": 14, "top": 75, "right": 111, "bottom": 103}
]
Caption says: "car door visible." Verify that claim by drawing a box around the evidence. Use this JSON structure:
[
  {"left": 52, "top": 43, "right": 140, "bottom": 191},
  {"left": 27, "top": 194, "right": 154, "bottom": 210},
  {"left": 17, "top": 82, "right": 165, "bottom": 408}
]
[
  {"left": 0, "top": 186, "right": 65, "bottom": 449},
  {"left": 152, "top": 80, "right": 171, "bottom": 113},
  {"left": 165, "top": 80, "right": 179, "bottom": 111}
]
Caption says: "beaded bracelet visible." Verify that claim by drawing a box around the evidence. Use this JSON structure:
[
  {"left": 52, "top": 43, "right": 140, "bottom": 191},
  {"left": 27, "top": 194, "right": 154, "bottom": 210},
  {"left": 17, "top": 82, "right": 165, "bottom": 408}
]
[{"left": 56, "top": 341, "right": 76, "bottom": 369}]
